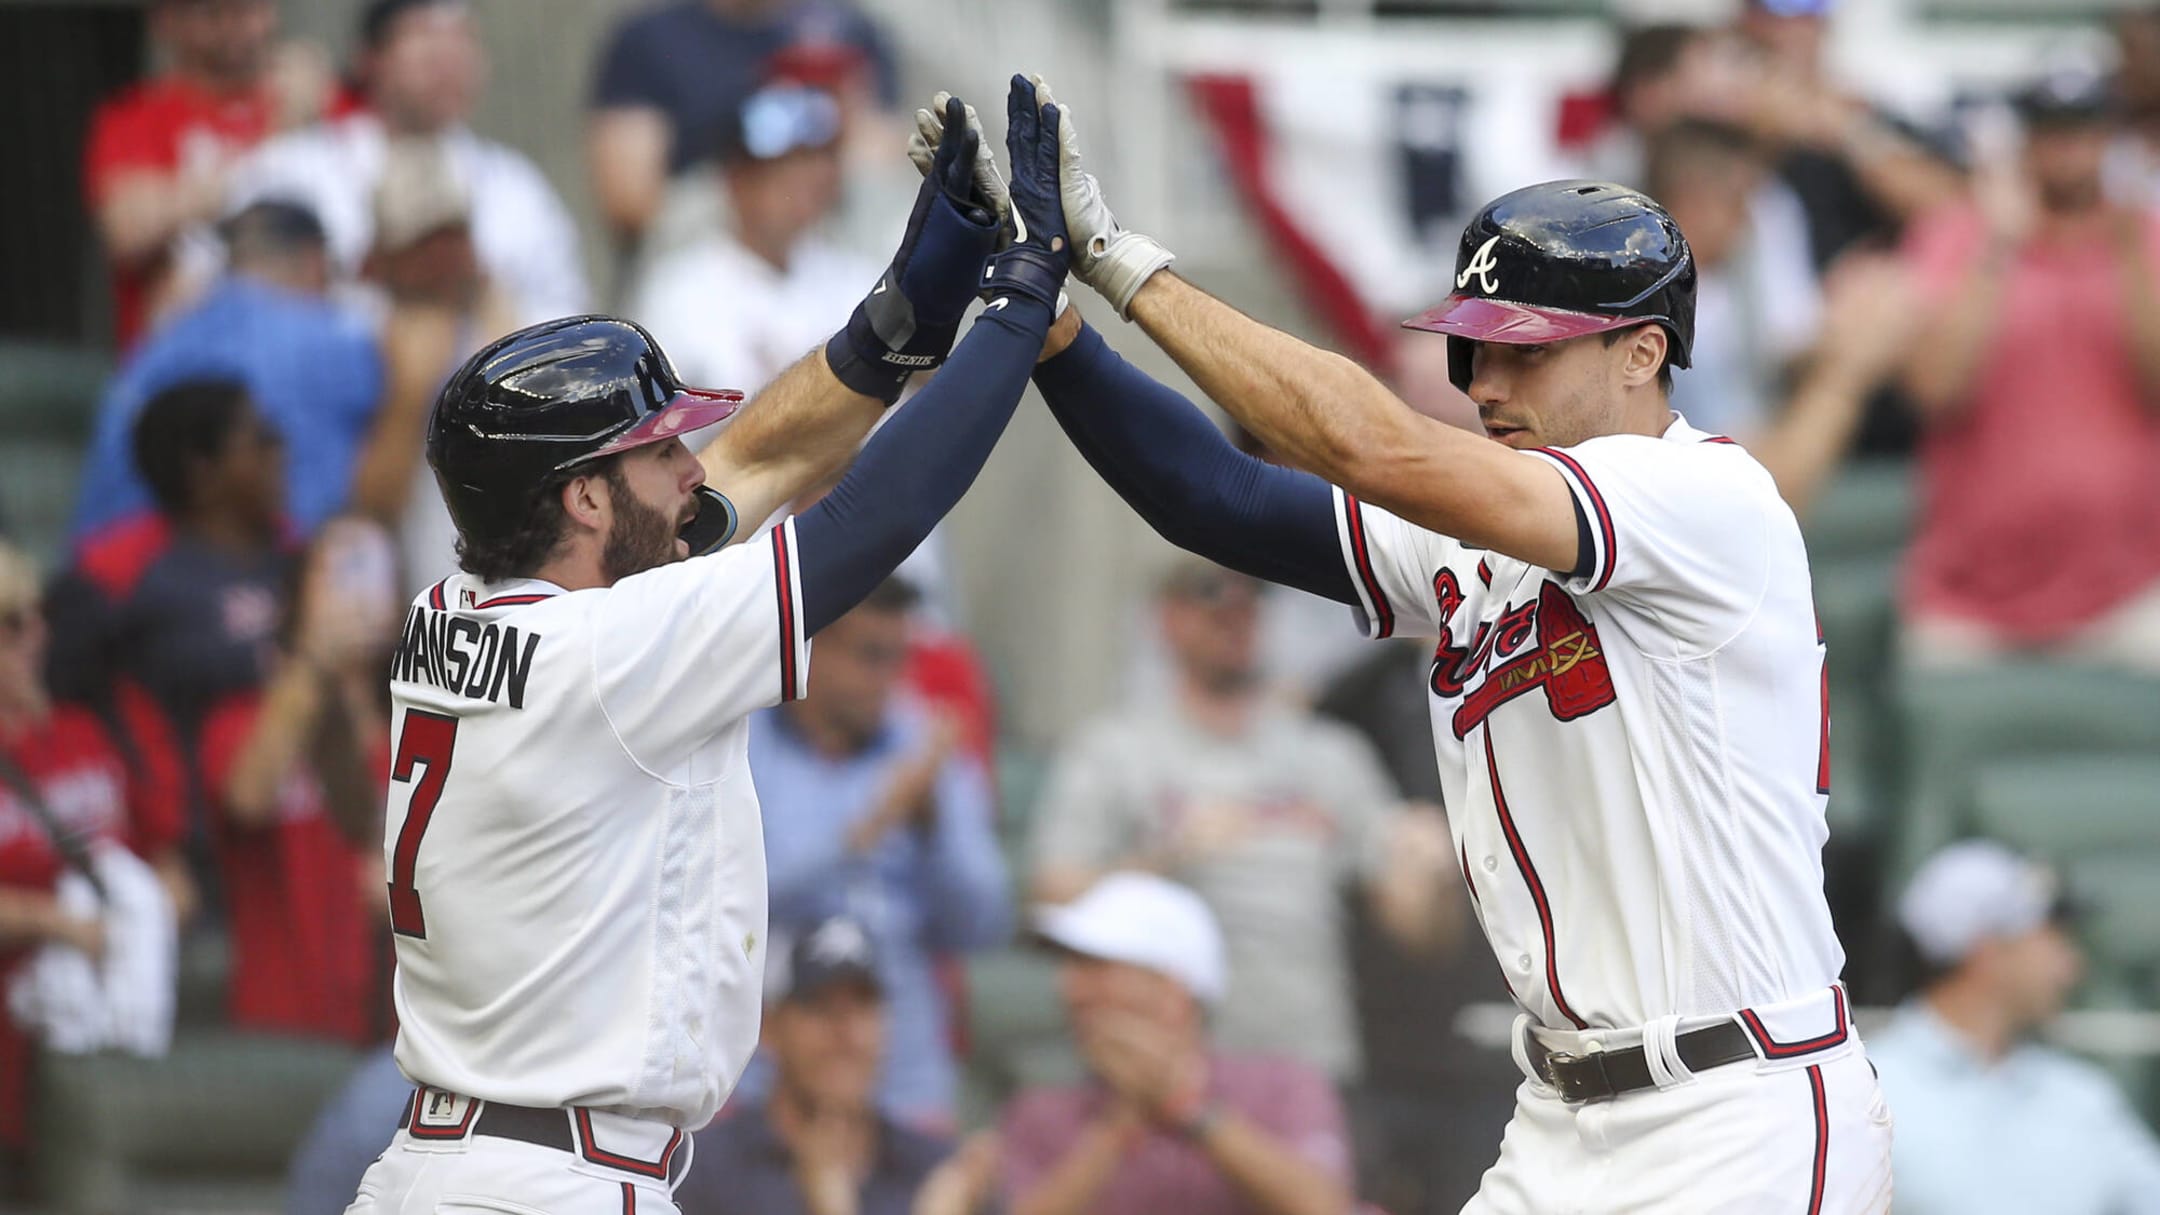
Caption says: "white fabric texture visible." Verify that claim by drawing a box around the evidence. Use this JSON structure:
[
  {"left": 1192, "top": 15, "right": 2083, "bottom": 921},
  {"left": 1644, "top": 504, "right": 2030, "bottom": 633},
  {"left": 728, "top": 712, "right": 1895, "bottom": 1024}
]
[{"left": 7, "top": 842, "right": 176, "bottom": 1057}]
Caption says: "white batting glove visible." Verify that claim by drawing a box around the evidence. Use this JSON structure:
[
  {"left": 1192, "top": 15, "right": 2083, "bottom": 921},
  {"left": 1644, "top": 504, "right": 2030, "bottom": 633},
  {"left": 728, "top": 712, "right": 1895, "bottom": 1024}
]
[
  {"left": 907, "top": 92, "right": 1010, "bottom": 229},
  {"left": 1033, "top": 76, "right": 1176, "bottom": 320}
]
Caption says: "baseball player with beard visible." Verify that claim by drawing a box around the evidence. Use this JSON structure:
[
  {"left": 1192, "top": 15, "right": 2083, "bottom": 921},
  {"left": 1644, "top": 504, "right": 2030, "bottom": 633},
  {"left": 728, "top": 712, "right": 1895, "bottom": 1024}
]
[
  {"left": 935, "top": 75, "right": 1892, "bottom": 1213},
  {"left": 345, "top": 90, "right": 1073, "bottom": 1215}
]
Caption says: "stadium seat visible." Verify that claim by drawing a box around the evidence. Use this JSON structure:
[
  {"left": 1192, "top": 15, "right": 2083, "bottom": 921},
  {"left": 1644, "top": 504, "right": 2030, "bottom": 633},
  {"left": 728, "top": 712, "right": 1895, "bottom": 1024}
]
[
  {"left": 32, "top": 1030, "right": 359, "bottom": 1214},
  {"left": 1890, "top": 664, "right": 2160, "bottom": 887},
  {"left": 1813, "top": 554, "right": 1901, "bottom": 839},
  {"left": 1800, "top": 460, "right": 1914, "bottom": 568},
  {"left": 1967, "top": 754, "right": 2160, "bottom": 861},
  {"left": 0, "top": 340, "right": 107, "bottom": 567}
]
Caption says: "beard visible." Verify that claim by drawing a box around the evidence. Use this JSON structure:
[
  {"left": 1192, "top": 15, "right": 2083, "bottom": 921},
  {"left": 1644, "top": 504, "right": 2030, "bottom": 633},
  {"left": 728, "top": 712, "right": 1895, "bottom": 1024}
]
[{"left": 600, "top": 464, "right": 687, "bottom": 583}]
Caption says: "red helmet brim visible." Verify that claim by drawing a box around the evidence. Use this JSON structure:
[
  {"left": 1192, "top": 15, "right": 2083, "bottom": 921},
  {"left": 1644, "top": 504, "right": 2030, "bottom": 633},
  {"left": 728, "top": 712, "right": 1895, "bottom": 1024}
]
[
  {"left": 585, "top": 387, "right": 746, "bottom": 460},
  {"left": 1401, "top": 295, "right": 1642, "bottom": 345}
]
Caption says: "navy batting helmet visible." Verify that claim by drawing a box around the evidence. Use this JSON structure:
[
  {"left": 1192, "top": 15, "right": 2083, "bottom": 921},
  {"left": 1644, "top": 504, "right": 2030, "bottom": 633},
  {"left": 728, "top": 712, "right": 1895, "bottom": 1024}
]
[
  {"left": 1403, "top": 180, "right": 1696, "bottom": 391},
  {"left": 427, "top": 315, "right": 744, "bottom": 551}
]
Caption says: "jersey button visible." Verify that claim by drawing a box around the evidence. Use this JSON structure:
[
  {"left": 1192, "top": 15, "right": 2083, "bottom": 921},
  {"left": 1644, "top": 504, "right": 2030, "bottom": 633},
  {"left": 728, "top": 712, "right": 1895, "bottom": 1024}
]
[
  {"left": 1482, "top": 855, "right": 1499, "bottom": 872},
  {"left": 1516, "top": 954, "right": 1533, "bottom": 973}
]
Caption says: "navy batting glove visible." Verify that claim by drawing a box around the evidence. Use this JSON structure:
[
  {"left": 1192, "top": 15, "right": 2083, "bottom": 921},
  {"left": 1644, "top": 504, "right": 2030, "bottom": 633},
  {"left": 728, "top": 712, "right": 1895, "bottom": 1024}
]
[
  {"left": 981, "top": 74, "right": 1070, "bottom": 312},
  {"left": 826, "top": 95, "right": 1002, "bottom": 402}
]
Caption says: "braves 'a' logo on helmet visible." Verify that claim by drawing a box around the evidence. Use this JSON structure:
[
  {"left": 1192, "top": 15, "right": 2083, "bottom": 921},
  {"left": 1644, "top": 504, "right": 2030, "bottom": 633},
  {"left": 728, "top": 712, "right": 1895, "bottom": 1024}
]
[{"left": 1456, "top": 235, "right": 1503, "bottom": 295}]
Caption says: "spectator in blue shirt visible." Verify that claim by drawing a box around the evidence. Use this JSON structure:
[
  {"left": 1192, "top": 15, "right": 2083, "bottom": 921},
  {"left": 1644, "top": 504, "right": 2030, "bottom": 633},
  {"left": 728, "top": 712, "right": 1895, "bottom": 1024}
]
[
  {"left": 1870, "top": 840, "right": 2160, "bottom": 1215},
  {"left": 71, "top": 200, "right": 382, "bottom": 548},
  {"left": 680, "top": 917, "right": 1000, "bottom": 1215},
  {"left": 746, "top": 576, "right": 1010, "bottom": 1129}
]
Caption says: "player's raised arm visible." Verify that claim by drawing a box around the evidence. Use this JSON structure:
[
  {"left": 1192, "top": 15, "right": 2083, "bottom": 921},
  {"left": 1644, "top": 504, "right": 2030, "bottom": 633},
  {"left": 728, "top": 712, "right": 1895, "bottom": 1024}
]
[
  {"left": 1031, "top": 82, "right": 1685, "bottom": 576},
  {"left": 888, "top": 92, "right": 1354, "bottom": 606},
  {"left": 786, "top": 81, "right": 1070, "bottom": 636},
  {"left": 693, "top": 96, "right": 1005, "bottom": 535}
]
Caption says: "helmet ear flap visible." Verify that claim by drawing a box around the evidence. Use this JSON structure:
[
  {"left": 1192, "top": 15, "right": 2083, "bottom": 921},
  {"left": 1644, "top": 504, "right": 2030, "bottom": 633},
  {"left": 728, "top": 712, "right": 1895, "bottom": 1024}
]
[{"left": 1448, "top": 336, "right": 1475, "bottom": 394}]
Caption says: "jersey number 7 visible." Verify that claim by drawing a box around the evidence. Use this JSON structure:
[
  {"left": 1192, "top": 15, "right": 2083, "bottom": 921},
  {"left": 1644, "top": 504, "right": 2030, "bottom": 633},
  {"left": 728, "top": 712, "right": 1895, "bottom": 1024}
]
[{"left": 387, "top": 708, "right": 460, "bottom": 939}]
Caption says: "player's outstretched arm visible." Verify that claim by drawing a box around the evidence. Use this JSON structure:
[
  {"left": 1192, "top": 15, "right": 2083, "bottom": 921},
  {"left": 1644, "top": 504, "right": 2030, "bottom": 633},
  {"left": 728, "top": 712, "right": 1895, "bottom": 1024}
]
[
  {"left": 697, "top": 96, "right": 1003, "bottom": 533},
  {"left": 904, "top": 93, "right": 1351, "bottom": 603},
  {"left": 1032, "top": 80, "right": 1580, "bottom": 574},
  {"left": 1032, "top": 312, "right": 1354, "bottom": 604},
  {"left": 789, "top": 79, "right": 1071, "bottom": 636}
]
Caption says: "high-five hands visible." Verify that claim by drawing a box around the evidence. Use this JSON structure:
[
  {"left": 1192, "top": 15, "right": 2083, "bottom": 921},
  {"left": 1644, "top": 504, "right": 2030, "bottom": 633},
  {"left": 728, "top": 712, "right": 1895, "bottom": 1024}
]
[
  {"left": 909, "top": 75, "right": 1176, "bottom": 320},
  {"left": 974, "top": 74, "right": 1072, "bottom": 314},
  {"left": 1023, "top": 75, "right": 1177, "bottom": 319}
]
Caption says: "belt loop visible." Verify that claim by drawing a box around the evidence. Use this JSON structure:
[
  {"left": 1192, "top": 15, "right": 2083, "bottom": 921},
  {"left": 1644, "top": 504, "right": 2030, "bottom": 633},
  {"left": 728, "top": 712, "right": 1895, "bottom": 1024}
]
[
  {"left": 1641, "top": 1014, "right": 1693, "bottom": 1089},
  {"left": 1508, "top": 1013, "right": 1552, "bottom": 1093}
]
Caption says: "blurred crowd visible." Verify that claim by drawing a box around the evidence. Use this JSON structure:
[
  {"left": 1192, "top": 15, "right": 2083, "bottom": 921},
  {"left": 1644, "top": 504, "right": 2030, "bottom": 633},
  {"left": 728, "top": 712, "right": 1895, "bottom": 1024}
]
[{"left": 6, "top": 0, "right": 2160, "bottom": 1213}]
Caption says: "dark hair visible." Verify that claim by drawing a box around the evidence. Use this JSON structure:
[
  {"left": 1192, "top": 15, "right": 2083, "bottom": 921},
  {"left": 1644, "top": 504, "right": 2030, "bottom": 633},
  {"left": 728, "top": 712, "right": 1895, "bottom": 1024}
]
[
  {"left": 1602, "top": 326, "right": 1677, "bottom": 394},
  {"left": 133, "top": 379, "right": 254, "bottom": 515},
  {"left": 1612, "top": 23, "right": 1704, "bottom": 105},
  {"left": 452, "top": 454, "right": 624, "bottom": 583},
  {"left": 218, "top": 199, "right": 327, "bottom": 269},
  {"left": 360, "top": 0, "right": 461, "bottom": 49}
]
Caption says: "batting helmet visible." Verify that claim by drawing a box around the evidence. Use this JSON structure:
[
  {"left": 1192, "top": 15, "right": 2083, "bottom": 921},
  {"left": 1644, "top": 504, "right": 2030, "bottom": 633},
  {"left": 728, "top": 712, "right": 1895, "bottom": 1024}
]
[
  {"left": 1403, "top": 180, "right": 1696, "bottom": 391},
  {"left": 427, "top": 315, "right": 744, "bottom": 550}
]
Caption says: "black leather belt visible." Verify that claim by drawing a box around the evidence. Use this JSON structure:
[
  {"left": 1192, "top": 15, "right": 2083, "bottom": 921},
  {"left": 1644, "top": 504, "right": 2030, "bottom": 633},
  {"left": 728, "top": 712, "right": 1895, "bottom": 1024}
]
[
  {"left": 1526, "top": 1019, "right": 1758, "bottom": 1103},
  {"left": 403, "top": 1090, "right": 687, "bottom": 1184},
  {"left": 472, "top": 1101, "right": 577, "bottom": 1153}
]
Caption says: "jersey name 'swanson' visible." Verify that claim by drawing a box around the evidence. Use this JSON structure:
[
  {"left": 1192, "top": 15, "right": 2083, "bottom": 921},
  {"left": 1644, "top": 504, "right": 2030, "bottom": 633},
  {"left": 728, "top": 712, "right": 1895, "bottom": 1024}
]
[{"left": 392, "top": 605, "right": 542, "bottom": 708}]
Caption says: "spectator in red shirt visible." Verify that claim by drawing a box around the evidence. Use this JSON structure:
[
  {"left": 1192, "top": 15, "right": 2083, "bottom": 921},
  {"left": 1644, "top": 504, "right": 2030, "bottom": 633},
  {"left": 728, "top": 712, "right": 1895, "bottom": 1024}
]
[
  {"left": 83, "top": 0, "right": 331, "bottom": 345},
  {"left": 196, "top": 518, "right": 397, "bottom": 1042},
  {"left": 999, "top": 873, "right": 1354, "bottom": 1215},
  {"left": 1901, "top": 70, "right": 2160, "bottom": 669},
  {"left": 0, "top": 540, "right": 188, "bottom": 1167}
]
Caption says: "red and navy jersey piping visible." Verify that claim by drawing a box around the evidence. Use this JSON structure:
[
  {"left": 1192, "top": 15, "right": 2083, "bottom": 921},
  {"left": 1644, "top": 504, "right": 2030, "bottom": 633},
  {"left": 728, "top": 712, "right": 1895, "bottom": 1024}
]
[{"left": 1341, "top": 493, "right": 1395, "bottom": 638}]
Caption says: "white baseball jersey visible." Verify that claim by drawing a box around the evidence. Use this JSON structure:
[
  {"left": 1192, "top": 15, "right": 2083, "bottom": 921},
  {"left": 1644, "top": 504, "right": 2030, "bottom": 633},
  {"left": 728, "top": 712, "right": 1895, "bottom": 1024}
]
[
  {"left": 381, "top": 521, "right": 810, "bottom": 1129},
  {"left": 1333, "top": 414, "right": 1842, "bottom": 1031}
]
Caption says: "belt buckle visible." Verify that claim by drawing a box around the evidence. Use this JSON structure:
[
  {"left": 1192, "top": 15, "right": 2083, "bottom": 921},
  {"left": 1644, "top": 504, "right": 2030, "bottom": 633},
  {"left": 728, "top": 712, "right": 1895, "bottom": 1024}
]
[{"left": 1544, "top": 1043, "right": 1612, "bottom": 1104}]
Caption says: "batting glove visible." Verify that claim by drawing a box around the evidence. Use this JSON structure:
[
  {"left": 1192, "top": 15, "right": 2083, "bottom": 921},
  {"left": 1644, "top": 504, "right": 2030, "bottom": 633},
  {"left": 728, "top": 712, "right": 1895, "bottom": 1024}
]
[
  {"left": 978, "top": 74, "right": 1071, "bottom": 313},
  {"left": 907, "top": 92, "right": 1010, "bottom": 233},
  {"left": 825, "top": 94, "right": 1002, "bottom": 402},
  {"left": 1033, "top": 76, "right": 1176, "bottom": 320}
]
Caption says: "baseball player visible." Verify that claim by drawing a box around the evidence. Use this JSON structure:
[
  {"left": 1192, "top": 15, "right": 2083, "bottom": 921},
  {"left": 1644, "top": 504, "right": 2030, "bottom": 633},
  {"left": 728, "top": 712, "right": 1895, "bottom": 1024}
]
[
  {"left": 957, "top": 77, "right": 1892, "bottom": 1211},
  {"left": 346, "top": 92, "right": 1071, "bottom": 1215}
]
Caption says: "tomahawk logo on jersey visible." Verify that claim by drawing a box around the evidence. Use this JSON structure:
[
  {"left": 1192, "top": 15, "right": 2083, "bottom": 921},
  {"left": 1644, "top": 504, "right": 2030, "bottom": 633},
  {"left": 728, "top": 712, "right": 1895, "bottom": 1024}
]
[{"left": 1333, "top": 415, "right": 1841, "bottom": 1034}]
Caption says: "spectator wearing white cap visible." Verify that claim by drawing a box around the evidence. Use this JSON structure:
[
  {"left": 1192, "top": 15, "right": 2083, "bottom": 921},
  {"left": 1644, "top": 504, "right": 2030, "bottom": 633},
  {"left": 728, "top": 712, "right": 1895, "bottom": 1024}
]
[
  {"left": 999, "top": 873, "right": 1353, "bottom": 1215},
  {"left": 1868, "top": 840, "right": 2160, "bottom": 1215}
]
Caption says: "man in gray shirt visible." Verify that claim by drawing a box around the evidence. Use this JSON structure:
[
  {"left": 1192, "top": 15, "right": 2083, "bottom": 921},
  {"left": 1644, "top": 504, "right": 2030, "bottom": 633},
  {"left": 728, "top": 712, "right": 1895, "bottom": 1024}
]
[{"left": 1030, "top": 558, "right": 1456, "bottom": 1083}]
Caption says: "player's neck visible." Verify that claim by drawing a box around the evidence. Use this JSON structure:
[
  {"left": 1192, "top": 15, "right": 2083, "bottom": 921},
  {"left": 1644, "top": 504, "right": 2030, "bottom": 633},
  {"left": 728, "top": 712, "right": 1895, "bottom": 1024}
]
[
  {"left": 1618, "top": 396, "right": 1673, "bottom": 439},
  {"left": 529, "top": 548, "right": 610, "bottom": 593}
]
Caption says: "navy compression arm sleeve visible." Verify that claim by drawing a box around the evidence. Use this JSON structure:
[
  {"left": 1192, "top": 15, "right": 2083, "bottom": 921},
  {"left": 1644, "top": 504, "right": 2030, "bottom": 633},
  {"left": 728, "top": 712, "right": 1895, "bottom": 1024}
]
[
  {"left": 794, "top": 296, "right": 1052, "bottom": 635},
  {"left": 1032, "top": 325, "right": 1355, "bottom": 604}
]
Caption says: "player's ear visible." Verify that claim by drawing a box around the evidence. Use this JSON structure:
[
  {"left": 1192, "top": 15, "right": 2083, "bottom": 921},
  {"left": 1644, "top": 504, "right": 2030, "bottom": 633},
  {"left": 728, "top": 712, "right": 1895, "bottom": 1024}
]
[
  {"left": 559, "top": 469, "right": 610, "bottom": 535},
  {"left": 1618, "top": 325, "right": 1666, "bottom": 390}
]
